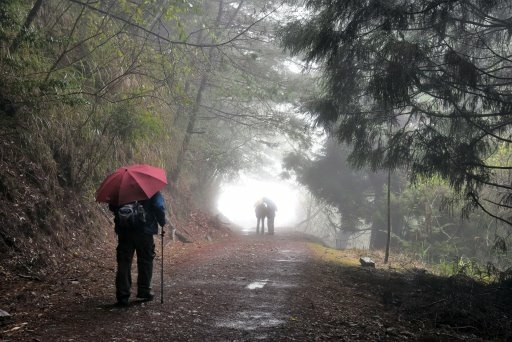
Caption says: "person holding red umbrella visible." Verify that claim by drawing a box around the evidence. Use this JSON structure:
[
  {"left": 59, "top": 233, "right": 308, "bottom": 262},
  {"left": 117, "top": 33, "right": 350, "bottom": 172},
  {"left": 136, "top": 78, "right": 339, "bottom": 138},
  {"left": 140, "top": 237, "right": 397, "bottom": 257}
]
[{"left": 96, "top": 164, "right": 167, "bottom": 306}]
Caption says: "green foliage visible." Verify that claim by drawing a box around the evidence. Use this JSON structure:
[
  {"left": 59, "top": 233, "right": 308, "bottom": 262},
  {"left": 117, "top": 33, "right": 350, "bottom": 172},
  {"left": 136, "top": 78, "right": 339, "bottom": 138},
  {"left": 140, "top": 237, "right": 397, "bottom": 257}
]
[
  {"left": 107, "top": 104, "right": 163, "bottom": 143},
  {"left": 0, "top": 0, "right": 24, "bottom": 42},
  {"left": 283, "top": 138, "right": 388, "bottom": 231},
  {"left": 279, "top": 0, "right": 512, "bottom": 225},
  {"left": 0, "top": 0, "right": 311, "bottom": 213},
  {"left": 0, "top": 0, "right": 195, "bottom": 191},
  {"left": 433, "top": 257, "right": 502, "bottom": 283}
]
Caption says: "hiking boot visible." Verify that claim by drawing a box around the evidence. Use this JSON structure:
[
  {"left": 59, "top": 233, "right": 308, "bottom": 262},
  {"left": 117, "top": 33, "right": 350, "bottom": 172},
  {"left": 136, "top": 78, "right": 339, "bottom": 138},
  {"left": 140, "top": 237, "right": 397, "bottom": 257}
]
[
  {"left": 136, "top": 292, "right": 154, "bottom": 301},
  {"left": 116, "top": 298, "right": 129, "bottom": 307}
]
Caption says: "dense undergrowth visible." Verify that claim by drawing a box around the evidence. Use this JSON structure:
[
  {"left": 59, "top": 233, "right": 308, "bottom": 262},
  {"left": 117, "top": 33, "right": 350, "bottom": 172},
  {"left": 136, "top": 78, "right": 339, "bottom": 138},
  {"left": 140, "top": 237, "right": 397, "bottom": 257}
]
[
  {"left": 0, "top": 133, "right": 100, "bottom": 276},
  {"left": 0, "top": 129, "right": 204, "bottom": 279},
  {"left": 0, "top": 0, "right": 229, "bottom": 278}
]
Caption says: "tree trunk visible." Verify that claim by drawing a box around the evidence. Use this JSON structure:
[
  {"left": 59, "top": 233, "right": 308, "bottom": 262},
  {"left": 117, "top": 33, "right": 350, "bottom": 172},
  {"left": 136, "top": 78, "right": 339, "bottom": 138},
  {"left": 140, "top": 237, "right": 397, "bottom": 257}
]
[
  {"left": 305, "top": 193, "right": 313, "bottom": 232},
  {"left": 369, "top": 174, "right": 386, "bottom": 250},
  {"left": 384, "top": 167, "right": 391, "bottom": 263},
  {"left": 171, "top": 0, "right": 225, "bottom": 184},
  {"left": 171, "top": 74, "right": 208, "bottom": 184}
]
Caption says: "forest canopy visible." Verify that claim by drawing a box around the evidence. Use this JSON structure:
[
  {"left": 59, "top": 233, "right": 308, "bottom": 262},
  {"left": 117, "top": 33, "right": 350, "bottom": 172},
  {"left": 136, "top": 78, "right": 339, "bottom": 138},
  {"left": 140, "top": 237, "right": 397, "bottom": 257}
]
[
  {"left": 279, "top": 0, "right": 512, "bottom": 227},
  {"left": 2, "top": 0, "right": 512, "bottom": 271},
  {"left": 0, "top": 0, "right": 310, "bottom": 203}
]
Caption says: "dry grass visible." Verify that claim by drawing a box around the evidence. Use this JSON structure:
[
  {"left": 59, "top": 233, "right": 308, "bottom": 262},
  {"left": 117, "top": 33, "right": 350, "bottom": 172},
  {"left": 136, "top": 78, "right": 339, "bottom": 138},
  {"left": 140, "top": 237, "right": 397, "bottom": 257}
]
[
  {"left": 307, "top": 242, "right": 429, "bottom": 272},
  {"left": 307, "top": 242, "right": 361, "bottom": 266}
]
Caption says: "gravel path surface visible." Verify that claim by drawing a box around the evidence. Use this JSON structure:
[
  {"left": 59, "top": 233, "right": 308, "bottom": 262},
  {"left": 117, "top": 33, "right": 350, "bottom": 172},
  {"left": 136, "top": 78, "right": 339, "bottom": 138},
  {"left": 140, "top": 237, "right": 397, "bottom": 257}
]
[{"left": 1, "top": 232, "right": 506, "bottom": 341}]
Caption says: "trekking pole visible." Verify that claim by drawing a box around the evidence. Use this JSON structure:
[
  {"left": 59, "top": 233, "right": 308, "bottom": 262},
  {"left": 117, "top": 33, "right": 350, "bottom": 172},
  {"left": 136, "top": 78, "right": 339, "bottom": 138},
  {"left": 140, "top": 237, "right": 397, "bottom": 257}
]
[
  {"left": 161, "top": 204, "right": 176, "bottom": 304},
  {"left": 161, "top": 226, "right": 164, "bottom": 304}
]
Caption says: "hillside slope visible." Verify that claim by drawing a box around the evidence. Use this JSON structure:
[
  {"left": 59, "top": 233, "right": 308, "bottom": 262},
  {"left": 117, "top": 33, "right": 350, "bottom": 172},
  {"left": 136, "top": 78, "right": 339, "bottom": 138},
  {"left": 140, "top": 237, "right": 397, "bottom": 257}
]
[{"left": 0, "top": 131, "right": 232, "bottom": 283}]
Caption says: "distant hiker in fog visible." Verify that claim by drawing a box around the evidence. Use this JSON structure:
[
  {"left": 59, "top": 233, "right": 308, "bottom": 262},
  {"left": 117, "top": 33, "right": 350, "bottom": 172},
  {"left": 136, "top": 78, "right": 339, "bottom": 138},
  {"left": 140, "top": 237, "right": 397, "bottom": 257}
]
[
  {"left": 254, "top": 197, "right": 277, "bottom": 235},
  {"left": 255, "top": 199, "right": 267, "bottom": 235},
  {"left": 263, "top": 197, "right": 277, "bottom": 235}
]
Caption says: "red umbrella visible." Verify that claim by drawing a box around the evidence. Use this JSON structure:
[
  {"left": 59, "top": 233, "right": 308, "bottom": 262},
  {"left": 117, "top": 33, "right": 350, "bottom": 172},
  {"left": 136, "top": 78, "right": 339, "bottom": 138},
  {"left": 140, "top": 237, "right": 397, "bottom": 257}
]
[{"left": 96, "top": 164, "right": 167, "bottom": 205}]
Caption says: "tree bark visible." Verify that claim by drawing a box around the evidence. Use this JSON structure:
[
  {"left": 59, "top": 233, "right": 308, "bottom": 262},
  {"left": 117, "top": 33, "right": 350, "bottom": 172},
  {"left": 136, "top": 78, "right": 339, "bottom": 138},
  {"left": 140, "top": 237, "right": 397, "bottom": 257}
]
[{"left": 384, "top": 167, "right": 391, "bottom": 263}]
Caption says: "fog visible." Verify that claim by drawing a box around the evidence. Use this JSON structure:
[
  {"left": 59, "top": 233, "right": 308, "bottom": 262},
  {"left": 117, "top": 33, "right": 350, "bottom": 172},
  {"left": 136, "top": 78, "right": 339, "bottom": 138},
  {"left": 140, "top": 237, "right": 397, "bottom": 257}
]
[{"left": 216, "top": 174, "right": 303, "bottom": 230}]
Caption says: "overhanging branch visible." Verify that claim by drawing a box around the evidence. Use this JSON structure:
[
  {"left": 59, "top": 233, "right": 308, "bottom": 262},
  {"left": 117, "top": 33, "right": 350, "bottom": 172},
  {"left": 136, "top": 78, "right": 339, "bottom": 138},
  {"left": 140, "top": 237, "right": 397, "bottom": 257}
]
[{"left": 68, "top": 0, "right": 273, "bottom": 48}]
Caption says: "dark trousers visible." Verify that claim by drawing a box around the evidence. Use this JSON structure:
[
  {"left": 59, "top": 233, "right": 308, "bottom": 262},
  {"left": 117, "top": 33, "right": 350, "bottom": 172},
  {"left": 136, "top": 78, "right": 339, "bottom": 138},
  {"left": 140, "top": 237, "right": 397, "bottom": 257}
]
[
  {"left": 267, "top": 214, "right": 275, "bottom": 235},
  {"left": 256, "top": 216, "right": 265, "bottom": 234},
  {"left": 116, "top": 230, "right": 155, "bottom": 301}
]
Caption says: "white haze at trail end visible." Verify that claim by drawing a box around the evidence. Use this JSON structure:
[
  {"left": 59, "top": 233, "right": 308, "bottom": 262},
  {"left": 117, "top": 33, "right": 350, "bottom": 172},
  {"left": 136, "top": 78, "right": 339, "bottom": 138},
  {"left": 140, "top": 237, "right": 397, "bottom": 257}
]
[{"left": 216, "top": 176, "right": 302, "bottom": 231}]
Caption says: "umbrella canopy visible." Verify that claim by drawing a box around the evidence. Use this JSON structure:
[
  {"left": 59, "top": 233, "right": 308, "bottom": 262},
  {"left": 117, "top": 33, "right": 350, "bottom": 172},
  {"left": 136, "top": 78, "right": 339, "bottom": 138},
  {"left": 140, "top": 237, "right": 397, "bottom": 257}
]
[{"left": 96, "top": 164, "right": 167, "bottom": 205}]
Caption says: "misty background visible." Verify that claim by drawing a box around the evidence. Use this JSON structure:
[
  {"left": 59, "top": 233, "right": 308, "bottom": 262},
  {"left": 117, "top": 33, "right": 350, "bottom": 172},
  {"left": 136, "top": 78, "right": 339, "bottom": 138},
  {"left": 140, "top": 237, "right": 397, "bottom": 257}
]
[{"left": 2, "top": 0, "right": 512, "bottom": 276}]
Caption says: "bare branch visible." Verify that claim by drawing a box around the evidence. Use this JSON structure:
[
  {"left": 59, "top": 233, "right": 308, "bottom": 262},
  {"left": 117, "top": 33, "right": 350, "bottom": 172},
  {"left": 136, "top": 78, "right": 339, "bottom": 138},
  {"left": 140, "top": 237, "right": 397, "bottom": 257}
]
[{"left": 68, "top": 0, "right": 274, "bottom": 48}]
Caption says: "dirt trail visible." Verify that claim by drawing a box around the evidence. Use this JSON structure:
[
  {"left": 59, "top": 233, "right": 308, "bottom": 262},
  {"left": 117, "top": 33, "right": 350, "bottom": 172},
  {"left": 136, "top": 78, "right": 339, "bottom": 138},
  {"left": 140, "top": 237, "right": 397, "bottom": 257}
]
[
  {"left": 1, "top": 232, "right": 503, "bottom": 341},
  {"left": 1, "top": 233, "right": 311, "bottom": 341}
]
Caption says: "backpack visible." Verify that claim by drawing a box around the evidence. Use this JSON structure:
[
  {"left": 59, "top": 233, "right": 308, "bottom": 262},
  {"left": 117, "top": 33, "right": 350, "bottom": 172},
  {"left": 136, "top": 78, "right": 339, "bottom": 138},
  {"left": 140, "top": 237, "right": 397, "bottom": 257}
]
[{"left": 117, "top": 201, "right": 146, "bottom": 229}]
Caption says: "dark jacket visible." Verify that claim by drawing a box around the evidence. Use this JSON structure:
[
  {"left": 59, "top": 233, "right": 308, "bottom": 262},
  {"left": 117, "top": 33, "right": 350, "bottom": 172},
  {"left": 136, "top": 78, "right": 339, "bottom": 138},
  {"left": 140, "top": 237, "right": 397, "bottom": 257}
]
[{"left": 109, "top": 191, "right": 166, "bottom": 235}]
